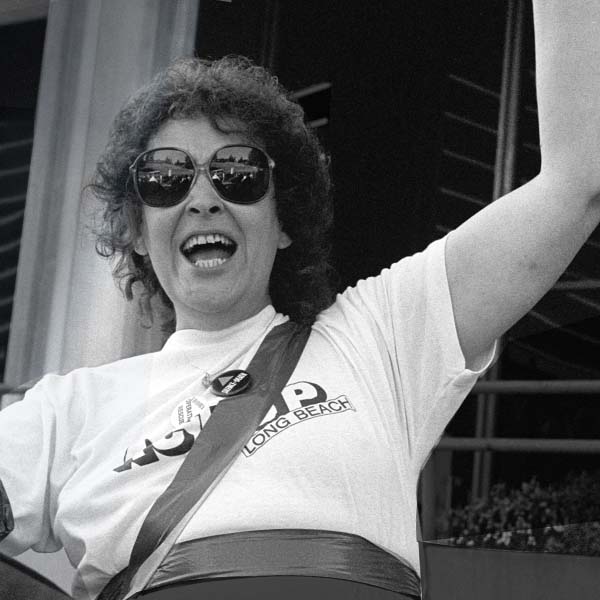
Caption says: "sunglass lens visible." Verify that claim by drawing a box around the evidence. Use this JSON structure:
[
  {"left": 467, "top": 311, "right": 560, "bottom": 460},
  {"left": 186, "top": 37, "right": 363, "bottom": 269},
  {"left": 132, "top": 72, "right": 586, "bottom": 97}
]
[
  {"left": 210, "top": 146, "right": 270, "bottom": 204},
  {"left": 135, "top": 149, "right": 194, "bottom": 206}
]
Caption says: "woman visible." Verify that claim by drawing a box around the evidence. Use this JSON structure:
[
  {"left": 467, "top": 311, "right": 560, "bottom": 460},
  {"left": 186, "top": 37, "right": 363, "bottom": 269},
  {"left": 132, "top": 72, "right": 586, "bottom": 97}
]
[{"left": 2, "top": 1, "right": 600, "bottom": 599}]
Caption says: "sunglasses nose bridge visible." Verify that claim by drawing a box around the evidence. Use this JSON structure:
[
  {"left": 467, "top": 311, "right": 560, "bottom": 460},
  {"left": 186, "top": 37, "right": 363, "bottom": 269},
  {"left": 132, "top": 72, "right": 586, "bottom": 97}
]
[
  {"left": 196, "top": 164, "right": 212, "bottom": 184},
  {"left": 185, "top": 163, "right": 225, "bottom": 213}
]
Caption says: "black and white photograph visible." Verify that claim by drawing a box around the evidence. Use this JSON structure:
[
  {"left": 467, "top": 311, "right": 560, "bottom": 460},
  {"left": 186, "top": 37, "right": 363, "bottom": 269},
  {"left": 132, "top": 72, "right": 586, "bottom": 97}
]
[{"left": 0, "top": 1, "right": 599, "bottom": 599}]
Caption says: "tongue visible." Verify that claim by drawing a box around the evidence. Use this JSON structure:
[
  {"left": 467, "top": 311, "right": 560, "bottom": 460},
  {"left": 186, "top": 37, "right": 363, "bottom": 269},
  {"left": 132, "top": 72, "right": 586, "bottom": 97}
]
[{"left": 188, "top": 246, "right": 231, "bottom": 262}]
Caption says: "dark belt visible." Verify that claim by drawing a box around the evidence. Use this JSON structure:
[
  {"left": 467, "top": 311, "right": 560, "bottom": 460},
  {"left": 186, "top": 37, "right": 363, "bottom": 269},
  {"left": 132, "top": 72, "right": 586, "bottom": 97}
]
[{"left": 138, "top": 529, "right": 421, "bottom": 599}]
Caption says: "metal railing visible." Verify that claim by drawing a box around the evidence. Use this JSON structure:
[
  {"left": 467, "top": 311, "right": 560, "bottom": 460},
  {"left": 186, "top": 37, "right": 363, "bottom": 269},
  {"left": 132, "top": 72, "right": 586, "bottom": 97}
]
[
  {"left": 434, "top": 379, "right": 600, "bottom": 455},
  {"left": 418, "top": 377, "right": 600, "bottom": 539},
  {"left": 472, "top": 379, "right": 600, "bottom": 395}
]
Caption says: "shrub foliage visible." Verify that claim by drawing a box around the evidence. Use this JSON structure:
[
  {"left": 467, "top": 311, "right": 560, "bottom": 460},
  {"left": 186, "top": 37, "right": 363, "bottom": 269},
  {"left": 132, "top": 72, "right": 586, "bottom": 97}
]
[{"left": 445, "top": 471, "right": 600, "bottom": 556}]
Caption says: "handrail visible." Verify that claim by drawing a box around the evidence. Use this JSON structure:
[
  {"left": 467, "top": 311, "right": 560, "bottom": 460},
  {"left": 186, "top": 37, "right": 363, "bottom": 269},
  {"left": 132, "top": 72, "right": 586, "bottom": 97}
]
[
  {"left": 471, "top": 380, "right": 600, "bottom": 395},
  {"left": 438, "top": 436, "right": 600, "bottom": 453}
]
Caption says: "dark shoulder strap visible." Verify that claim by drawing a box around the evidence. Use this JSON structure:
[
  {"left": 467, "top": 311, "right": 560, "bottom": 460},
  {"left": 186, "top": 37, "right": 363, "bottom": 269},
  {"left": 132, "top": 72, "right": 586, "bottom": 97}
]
[{"left": 100, "top": 321, "right": 310, "bottom": 600}]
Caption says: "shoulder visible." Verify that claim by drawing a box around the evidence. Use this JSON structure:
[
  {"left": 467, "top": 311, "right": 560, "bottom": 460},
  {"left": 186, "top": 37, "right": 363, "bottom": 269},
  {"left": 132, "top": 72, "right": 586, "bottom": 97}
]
[
  {"left": 20, "top": 350, "right": 161, "bottom": 419},
  {"left": 41, "top": 350, "right": 157, "bottom": 389},
  {"left": 317, "top": 236, "right": 448, "bottom": 324}
]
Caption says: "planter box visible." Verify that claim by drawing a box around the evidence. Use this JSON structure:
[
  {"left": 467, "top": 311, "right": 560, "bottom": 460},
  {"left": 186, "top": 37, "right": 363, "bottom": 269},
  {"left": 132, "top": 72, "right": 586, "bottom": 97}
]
[{"left": 420, "top": 537, "right": 600, "bottom": 600}]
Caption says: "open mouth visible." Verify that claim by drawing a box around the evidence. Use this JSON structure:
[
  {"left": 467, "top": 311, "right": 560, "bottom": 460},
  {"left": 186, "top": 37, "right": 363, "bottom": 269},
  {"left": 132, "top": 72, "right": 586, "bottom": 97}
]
[{"left": 180, "top": 233, "right": 237, "bottom": 268}]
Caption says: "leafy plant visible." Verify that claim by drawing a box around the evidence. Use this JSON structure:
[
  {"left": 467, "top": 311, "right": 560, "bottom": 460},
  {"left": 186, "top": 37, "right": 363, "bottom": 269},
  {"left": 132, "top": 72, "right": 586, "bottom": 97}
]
[{"left": 443, "top": 471, "right": 600, "bottom": 556}]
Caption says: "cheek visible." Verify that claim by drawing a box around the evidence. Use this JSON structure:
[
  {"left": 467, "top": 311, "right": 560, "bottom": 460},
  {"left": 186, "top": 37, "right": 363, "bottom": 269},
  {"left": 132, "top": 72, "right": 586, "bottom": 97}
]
[
  {"left": 139, "top": 209, "right": 175, "bottom": 254},
  {"left": 263, "top": 199, "right": 285, "bottom": 240},
  {"left": 239, "top": 204, "right": 277, "bottom": 242},
  {"left": 262, "top": 218, "right": 286, "bottom": 253}
]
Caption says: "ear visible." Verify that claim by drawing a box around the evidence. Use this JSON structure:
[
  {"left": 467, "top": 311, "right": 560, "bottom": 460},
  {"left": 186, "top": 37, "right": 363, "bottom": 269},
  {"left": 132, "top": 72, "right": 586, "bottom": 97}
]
[
  {"left": 134, "top": 234, "right": 148, "bottom": 256},
  {"left": 277, "top": 230, "right": 292, "bottom": 250}
]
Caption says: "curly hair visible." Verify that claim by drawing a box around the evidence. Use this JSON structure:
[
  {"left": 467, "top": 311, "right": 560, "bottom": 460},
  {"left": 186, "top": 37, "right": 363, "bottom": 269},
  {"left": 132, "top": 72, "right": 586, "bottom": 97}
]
[{"left": 89, "top": 56, "right": 337, "bottom": 332}]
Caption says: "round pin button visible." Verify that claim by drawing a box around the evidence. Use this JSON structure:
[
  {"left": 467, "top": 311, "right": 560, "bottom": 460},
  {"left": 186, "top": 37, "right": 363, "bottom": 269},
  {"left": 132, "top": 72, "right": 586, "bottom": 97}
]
[{"left": 210, "top": 369, "right": 252, "bottom": 397}]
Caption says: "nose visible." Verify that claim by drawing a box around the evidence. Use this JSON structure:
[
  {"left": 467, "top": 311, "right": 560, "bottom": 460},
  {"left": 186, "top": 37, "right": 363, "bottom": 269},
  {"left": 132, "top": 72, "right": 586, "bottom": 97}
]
[{"left": 185, "top": 173, "right": 224, "bottom": 215}]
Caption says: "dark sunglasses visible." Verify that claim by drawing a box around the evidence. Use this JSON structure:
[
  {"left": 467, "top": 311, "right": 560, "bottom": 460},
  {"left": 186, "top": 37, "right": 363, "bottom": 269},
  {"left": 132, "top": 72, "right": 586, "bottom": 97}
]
[{"left": 129, "top": 144, "right": 275, "bottom": 207}]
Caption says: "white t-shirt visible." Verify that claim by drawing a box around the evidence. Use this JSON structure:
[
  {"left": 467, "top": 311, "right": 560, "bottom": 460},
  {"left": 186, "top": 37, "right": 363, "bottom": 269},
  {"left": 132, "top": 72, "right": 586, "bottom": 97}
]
[{"left": 0, "top": 236, "right": 494, "bottom": 599}]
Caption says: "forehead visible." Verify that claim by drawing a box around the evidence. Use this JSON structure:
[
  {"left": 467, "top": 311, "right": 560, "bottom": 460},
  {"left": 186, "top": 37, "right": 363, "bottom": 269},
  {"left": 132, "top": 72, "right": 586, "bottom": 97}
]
[{"left": 147, "top": 117, "right": 251, "bottom": 160}]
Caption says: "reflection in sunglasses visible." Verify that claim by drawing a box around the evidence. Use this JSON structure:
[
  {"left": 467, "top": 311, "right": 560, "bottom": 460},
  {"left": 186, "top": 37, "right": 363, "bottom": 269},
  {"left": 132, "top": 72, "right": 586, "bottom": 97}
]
[{"left": 131, "top": 145, "right": 274, "bottom": 206}]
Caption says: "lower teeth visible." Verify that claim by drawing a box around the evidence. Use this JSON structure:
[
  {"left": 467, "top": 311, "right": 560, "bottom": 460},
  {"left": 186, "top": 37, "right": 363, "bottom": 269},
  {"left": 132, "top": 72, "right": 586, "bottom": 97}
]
[{"left": 193, "top": 257, "right": 228, "bottom": 268}]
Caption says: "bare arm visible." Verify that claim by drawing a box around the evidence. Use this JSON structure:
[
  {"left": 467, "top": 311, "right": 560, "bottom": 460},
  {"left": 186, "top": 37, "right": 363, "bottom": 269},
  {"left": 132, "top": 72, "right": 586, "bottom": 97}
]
[{"left": 446, "top": 0, "right": 600, "bottom": 366}]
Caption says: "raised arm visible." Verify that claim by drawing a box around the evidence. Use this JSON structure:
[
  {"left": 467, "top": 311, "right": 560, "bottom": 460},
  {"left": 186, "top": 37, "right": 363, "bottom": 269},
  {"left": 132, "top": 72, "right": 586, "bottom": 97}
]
[{"left": 446, "top": 0, "right": 600, "bottom": 367}]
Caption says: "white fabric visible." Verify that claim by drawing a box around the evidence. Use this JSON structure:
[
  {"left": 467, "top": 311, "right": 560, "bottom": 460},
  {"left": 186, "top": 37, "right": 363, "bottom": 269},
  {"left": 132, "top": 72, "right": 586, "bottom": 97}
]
[{"left": 0, "top": 236, "right": 494, "bottom": 599}]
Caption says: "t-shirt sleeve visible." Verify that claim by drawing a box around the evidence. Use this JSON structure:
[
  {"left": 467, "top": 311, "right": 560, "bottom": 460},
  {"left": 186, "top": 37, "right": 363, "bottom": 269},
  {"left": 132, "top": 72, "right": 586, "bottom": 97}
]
[
  {"left": 329, "top": 235, "right": 496, "bottom": 468},
  {"left": 0, "top": 378, "right": 65, "bottom": 555}
]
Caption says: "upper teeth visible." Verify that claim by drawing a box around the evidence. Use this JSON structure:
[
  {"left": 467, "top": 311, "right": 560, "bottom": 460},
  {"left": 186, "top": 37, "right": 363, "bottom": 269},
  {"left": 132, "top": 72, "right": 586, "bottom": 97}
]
[{"left": 182, "top": 233, "right": 234, "bottom": 251}]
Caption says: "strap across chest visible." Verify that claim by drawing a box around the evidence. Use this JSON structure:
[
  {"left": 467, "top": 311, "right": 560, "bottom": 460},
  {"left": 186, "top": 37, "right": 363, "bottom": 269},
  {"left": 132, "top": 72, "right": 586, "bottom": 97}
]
[{"left": 99, "top": 321, "right": 311, "bottom": 600}]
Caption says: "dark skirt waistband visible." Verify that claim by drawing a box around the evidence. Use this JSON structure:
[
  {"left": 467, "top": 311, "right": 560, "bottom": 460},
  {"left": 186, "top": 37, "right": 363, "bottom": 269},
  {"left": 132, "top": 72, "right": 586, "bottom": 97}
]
[
  {"left": 140, "top": 575, "right": 418, "bottom": 599},
  {"left": 143, "top": 529, "right": 421, "bottom": 599}
]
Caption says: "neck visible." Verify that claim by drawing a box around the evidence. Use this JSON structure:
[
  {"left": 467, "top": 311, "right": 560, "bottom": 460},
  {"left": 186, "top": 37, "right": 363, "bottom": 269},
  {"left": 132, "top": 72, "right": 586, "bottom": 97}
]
[{"left": 174, "top": 299, "right": 273, "bottom": 332}]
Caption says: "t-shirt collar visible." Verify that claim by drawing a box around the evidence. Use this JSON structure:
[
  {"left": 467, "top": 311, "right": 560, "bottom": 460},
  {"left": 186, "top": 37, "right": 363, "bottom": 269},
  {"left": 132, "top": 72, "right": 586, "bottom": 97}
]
[{"left": 161, "top": 305, "right": 285, "bottom": 357}]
